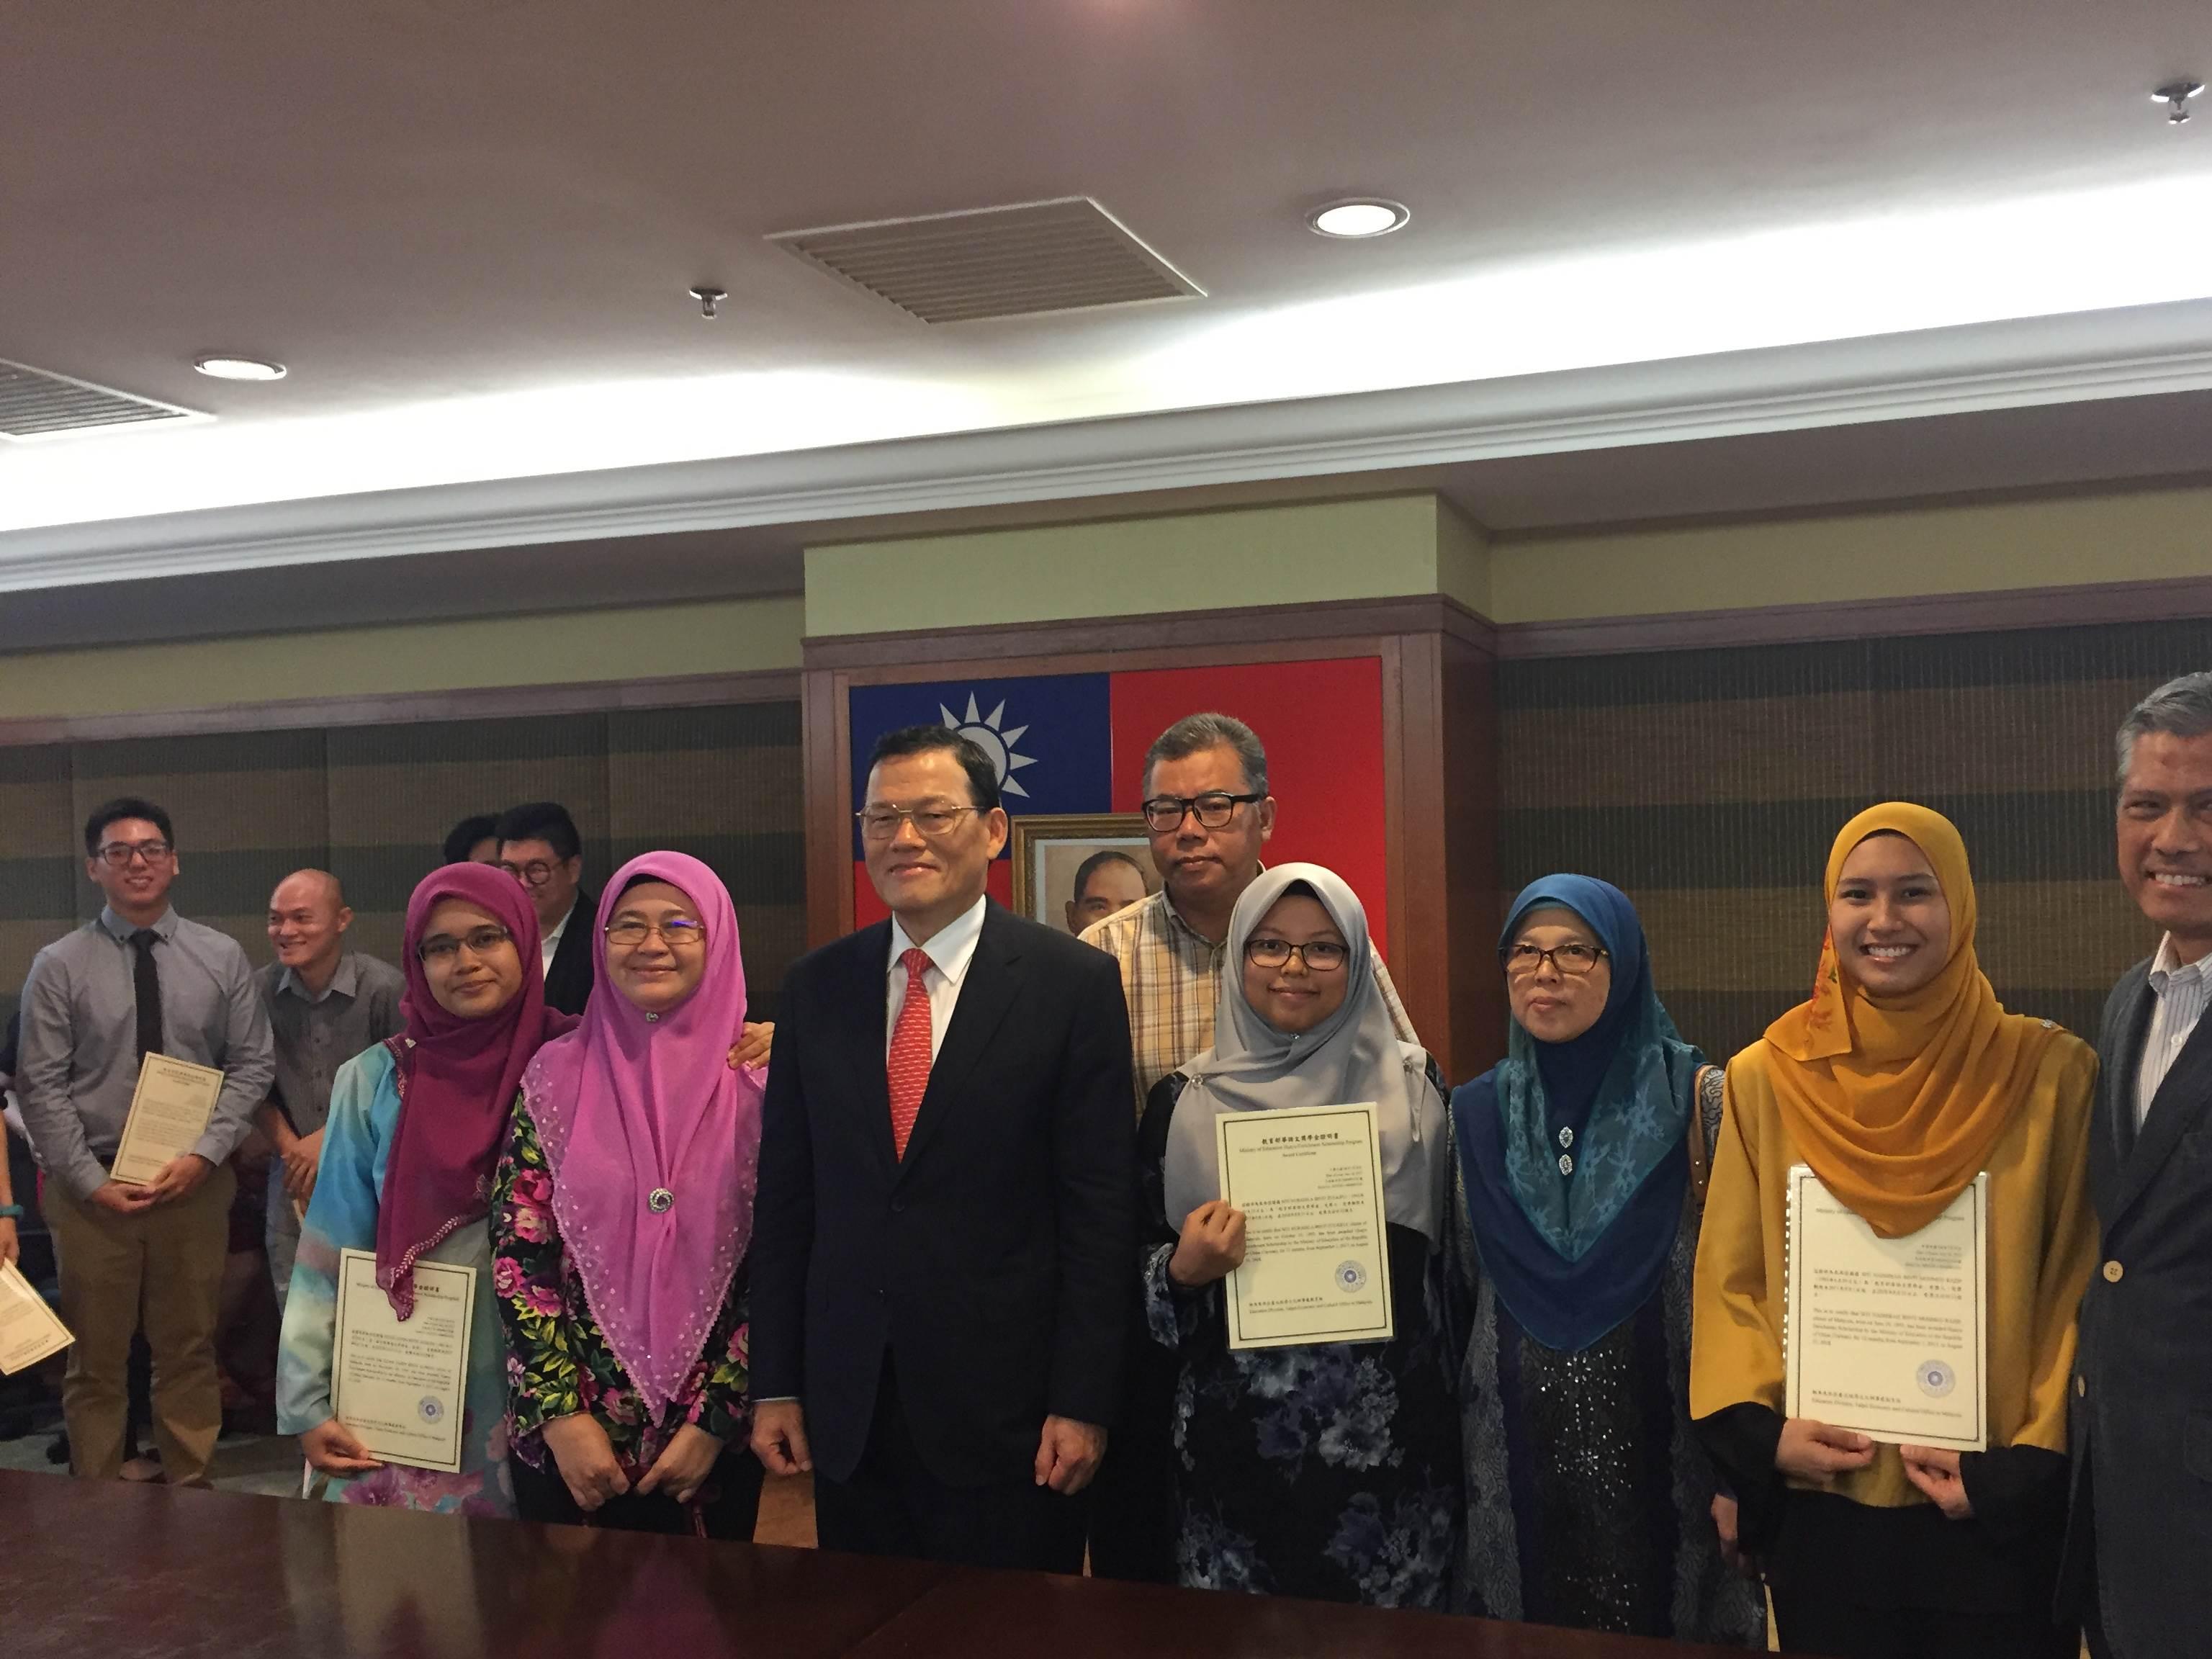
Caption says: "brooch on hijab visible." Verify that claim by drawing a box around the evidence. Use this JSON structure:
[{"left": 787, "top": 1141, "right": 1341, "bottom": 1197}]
[{"left": 648, "top": 1187, "right": 675, "bottom": 1213}]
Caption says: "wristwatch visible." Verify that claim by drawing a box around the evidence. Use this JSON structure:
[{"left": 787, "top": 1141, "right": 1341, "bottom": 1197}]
[{"left": 0, "top": 1204, "right": 22, "bottom": 1220}]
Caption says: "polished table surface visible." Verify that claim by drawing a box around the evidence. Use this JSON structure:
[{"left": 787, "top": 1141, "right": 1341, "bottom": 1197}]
[{"left": 0, "top": 1470, "right": 1751, "bottom": 1658}]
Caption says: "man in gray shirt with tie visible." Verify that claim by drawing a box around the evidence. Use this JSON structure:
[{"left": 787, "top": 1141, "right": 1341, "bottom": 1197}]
[
  {"left": 253, "top": 869, "right": 404, "bottom": 1305},
  {"left": 15, "top": 797, "right": 274, "bottom": 1486}
]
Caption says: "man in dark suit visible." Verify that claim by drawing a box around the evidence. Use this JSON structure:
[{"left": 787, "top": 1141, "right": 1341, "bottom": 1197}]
[
  {"left": 494, "top": 801, "right": 597, "bottom": 1017},
  {"left": 749, "top": 726, "right": 1134, "bottom": 1571},
  {"left": 2067, "top": 671, "right": 2212, "bottom": 1658}
]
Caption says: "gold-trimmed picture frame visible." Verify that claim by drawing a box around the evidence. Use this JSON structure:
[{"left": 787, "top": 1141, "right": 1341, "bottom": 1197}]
[{"left": 1008, "top": 812, "right": 1158, "bottom": 935}]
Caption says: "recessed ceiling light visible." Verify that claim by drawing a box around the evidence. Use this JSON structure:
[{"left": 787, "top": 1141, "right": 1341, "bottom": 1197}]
[
  {"left": 1309, "top": 199, "right": 1410, "bottom": 239},
  {"left": 193, "top": 355, "right": 287, "bottom": 381}
]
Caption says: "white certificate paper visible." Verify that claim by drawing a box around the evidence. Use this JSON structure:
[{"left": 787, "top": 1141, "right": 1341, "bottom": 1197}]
[
  {"left": 1215, "top": 1101, "right": 1394, "bottom": 1351},
  {"left": 1786, "top": 1165, "right": 1988, "bottom": 1453},
  {"left": 109, "top": 1053, "right": 225, "bottom": 1185},
  {"left": 333, "top": 1247, "right": 474, "bottom": 1473},
  {"left": 0, "top": 1260, "right": 73, "bottom": 1375}
]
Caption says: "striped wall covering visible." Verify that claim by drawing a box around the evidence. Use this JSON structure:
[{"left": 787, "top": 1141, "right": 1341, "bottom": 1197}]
[
  {"left": 1497, "top": 618, "right": 2212, "bottom": 1068},
  {"left": 0, "top": 701, "right": 804, "bottom": 1030}
]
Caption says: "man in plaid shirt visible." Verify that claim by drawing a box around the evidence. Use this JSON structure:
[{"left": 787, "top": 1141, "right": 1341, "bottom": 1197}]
[{"left": 1079, "top": 711, "right": 1419, "bottom": 1582}]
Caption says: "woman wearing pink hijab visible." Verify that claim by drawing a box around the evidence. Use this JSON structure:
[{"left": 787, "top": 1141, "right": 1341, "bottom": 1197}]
[{"left": 492, "top": 851, "right": 768, "bottom": 1539}]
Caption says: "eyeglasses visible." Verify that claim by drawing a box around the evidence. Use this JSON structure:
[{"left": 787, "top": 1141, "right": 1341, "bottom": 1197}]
[
  {"left": 418, "top": 925, "right": 514, "bottom": 965},
  {"left": 857, "top": 804, "right": 978, "bottom": 842},
  {"left": 1245, "top": 936, "right": 1349, "bottom": 972},
  {"left": 1141, "top": 792, "right": 1264, "bottom": 833},
  {"left": 498, "top": 859, "right": 564, "bottom": 888},
  {"left": 96, "top": 840, "right": 172, "bottom": 868},
  {"left": 605, "top": 917, "right": 706, "bottom": 949},
  {"left": 1501, "top": 942, "right": 1610, "bottom": 979}
]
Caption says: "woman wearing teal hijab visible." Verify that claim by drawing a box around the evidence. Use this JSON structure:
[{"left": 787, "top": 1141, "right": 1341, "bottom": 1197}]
[{"left": 1450, "top": 876, "right": 1761, "bottom": 1643}]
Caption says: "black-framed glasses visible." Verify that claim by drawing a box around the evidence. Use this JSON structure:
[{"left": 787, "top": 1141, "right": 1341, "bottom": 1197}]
[
  {"left": 605, "top": 917, "right": 707, "bottom": 949},
  {"left": 1501, "top": 941, "right": 1610, "bottom": 979},
  {"left": 857, "top": 804, "right": 977, "bottom": 842},
  {"left": 498, "top": 859, "right": 563, "bottom": 888},
  {"left": 1245, "top": 936, "right": 1349, "bottom": 972},
  {"left": 1141, "top": 791, "right": 1264, "bottom": 832},
  {"left": 418, "top": 925, "right": 514, "bottom": 965},
  {"left": 96, "top": 840, "right": 172, "bottom": 868}
]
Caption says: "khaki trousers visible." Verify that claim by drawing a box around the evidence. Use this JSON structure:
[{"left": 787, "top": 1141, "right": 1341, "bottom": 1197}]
[{"left": 43, "top": 1164, "right": 235, "bottom": 1486}]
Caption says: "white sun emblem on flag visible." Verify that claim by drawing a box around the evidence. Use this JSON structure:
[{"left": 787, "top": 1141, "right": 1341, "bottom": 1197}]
[{"left": 941, "top": 693, "right": 1039, "bottom": 799}]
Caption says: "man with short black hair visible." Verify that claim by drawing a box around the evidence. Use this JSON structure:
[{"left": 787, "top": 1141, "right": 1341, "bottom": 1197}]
[
  {"left": 495, "top": 801, "right": 595, "bottom": 1015},
  {"left": 253, "top": 870, "right": 404, "bottom": 1305},
  {"left": 751, "top": 725, "right": 1134, "bottom": 1572},
  {"left": 442, "top": 814, "right": 500, "bottom": 867},
  {"left": 15, "top": 798, "right": 274, "bottom": 1485},
  {"left": 1065, "top": 848, "right": 1148, "bottom": 936}
]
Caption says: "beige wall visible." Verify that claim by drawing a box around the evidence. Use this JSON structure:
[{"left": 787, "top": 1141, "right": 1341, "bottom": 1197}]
[
  {"left": 0, "top": 594, "right": 805, "bottom": 721},
  {"left": 1486, "top": 482, "right": 2212, "bottom": 623},
  {"left": 804, "top": 494, "right": 1481, "bottom": 636}
]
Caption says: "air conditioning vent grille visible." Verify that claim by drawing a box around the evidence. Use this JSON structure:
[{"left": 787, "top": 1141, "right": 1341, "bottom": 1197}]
[
  {"left": 0, "top": 360, "right": 200, "bottom": 440},
  {"left": 770, "top": 197, "right": 1202, "bottom": 324}
]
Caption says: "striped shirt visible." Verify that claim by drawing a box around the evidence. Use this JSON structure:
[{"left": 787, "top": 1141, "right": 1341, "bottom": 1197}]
[
  {"left": 1080, "top": 887, "right": 1419, "bottom": 1121},
  {"left": 2138, "top": 934, "right": 2212, "bottom": 1129}
]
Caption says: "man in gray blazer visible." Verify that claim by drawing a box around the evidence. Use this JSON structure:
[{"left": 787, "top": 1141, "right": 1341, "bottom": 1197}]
[{"left": 2067, "top": 671, "right": 2212, "bottom": 1658}]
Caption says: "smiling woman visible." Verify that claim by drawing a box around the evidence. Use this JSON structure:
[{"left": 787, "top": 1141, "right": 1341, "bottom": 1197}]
[{"left": 1690, "top": 803, "right": 2099, "bottom": 1659}]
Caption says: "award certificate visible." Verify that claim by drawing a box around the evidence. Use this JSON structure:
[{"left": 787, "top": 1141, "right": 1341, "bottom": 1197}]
[
  {"left": 333, "top": 1247, "right": 474, "bottom": 1473},
  {"left": 1786, "top": 1165, "right": 1988, "bottom": 1452},
  {"left": 1216, "top": 1100, "right": 1393, "bottom": 1351},
  {"left": 109, "top": 1053, "right": 225, "bottom": 1186},
  {"left": 0, "top": 1259, "right": 73, "bottom": 1375}
]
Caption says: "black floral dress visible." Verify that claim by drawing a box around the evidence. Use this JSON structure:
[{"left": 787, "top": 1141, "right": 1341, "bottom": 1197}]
[
  {"left": 490, "top": 1100, "right": 752, "bottom": 1501},
  {"left": 1138, "top": 1069, "right": 1464, "bottom": 1608}
]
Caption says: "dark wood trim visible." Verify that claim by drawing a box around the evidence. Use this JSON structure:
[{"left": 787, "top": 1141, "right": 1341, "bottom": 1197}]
[
  {"left": 1494, "top": 574, "right": 2212, "bottom": 660},
  {"left": 0, "top": 668, "right": 802, "bottom": 748},
  {"left": 804, "top": 593, "right": 1496, "bottom": 674},
  {"left": 802, "top": 667, "right": 854, "bottom": 948}
]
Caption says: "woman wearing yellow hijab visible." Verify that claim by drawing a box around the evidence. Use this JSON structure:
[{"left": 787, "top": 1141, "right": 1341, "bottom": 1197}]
[{"left": 1690, "top": 803, "right": 2096, "bottom": 1659}]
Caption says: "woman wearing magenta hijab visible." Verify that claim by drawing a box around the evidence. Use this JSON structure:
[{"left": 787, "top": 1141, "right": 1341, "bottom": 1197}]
[
  {"left": 277, "top": 862, "right": 575, "bottom": 1514},
  {"left": 493, "top": 852, "right": 768, "bottom": 1539}
]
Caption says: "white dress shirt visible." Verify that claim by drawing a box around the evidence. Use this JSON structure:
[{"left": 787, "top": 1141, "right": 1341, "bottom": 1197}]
[
  {"left": 886, "top": 895, "right": 988, "bottom": 1061},
  {"left": 2137, "top": 933, "right": 2212, "bottom": 1128},
  {"left": 540, "top": 900, "right": 575, "bottom": 980}
]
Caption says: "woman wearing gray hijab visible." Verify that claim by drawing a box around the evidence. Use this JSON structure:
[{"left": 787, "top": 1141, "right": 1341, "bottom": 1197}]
[{"left": 1139, "top": 864, "right": 1461, "bottom": 1608}]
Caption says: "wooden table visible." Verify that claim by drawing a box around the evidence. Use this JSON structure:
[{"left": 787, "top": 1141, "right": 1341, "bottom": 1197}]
[{"left": 0, "top": 1470, "right": 1749, "bottom": 1658}]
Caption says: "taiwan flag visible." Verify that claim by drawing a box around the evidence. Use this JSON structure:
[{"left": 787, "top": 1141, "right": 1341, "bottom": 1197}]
[{"left": 848, "top": 659, "right": 1390, "bottom": 954}]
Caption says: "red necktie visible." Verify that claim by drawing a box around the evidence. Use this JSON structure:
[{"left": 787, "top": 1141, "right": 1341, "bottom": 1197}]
[{"left": 887, "top": 947, "right": 934, "bottom": 1159}]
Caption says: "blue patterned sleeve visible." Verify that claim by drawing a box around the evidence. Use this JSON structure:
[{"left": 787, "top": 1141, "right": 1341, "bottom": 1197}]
[{"left": 276, "top": 1046, "right": 392, "bottom": 1434}]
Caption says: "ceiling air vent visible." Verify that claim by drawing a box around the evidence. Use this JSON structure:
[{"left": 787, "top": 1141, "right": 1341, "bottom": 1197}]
[
  {"left": 0, "top": 359, "right": 202, "bottom": 441},
  {"left": 770, "top": 196, "right": 1203, "bottom": 323}
]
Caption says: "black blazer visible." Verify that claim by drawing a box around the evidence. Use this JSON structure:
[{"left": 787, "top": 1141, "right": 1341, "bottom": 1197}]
[
  {"left": 750, "top": 900, "right": 1136, "bottom": 1488},
  {"left": 541, "top": 888, "right": 598, "bottom": 1017},
  {"left": 2062, "top": 958, "right": 2212, "bottom": 1654}
]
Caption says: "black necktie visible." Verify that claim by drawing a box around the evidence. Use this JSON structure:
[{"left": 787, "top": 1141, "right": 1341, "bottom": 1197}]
[{"left": 130, "top": 930, "right": 163, "bottom": 1060}]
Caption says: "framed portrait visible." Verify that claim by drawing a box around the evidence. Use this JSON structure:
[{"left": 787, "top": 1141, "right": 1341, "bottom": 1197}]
[{"left": 1010, "top": 812, "right": 1159, "bottom": 937}]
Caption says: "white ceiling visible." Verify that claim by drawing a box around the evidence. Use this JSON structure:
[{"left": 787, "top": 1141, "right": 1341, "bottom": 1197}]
[{"left": 4, "top": 0, "right": 2211, "bottom": 615}]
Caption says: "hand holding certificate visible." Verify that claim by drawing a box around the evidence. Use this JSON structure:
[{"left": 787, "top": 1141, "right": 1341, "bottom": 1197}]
[
  {"left": 332, "top": 1248, "right": 475, "bottom": 1473},
  {"left": 110, "top": 1053, "right": 224, "bottom": 1187},
  {"left": 0, "top": 1260, "right": 73, "bottom": 1375},
  {"left": 1786, "top": 1165, "right": 1989, "bottom": 1453},
  {"left": 1214, "top": 1101, "right": 1393, "bottom": 1350}
]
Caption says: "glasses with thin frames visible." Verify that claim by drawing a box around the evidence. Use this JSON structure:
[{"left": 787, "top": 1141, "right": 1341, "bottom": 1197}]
[
  {"left": 97, "top": 840, "right": 172, "bottom": 868},
  {"left": 857, "top": 804, "right": 978, "bottom": 842},
  {"left": 418, "top": 925, "right": 514, "bottom": 965},
  {"left": 498, "top": 859, "right": 563, "bottom": 888},
  {"left": 1245, "top": 936, "right": 1350, "bottom": 972},
  {"left": 1142, "top": 792, "right": 1264, "bottom": 833},
  {"left": 1501, "top": 941, "right": 1610, "bottom": 979},
  {"left": 605, "top": 917, "right": 707, "bottom": 949}
]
